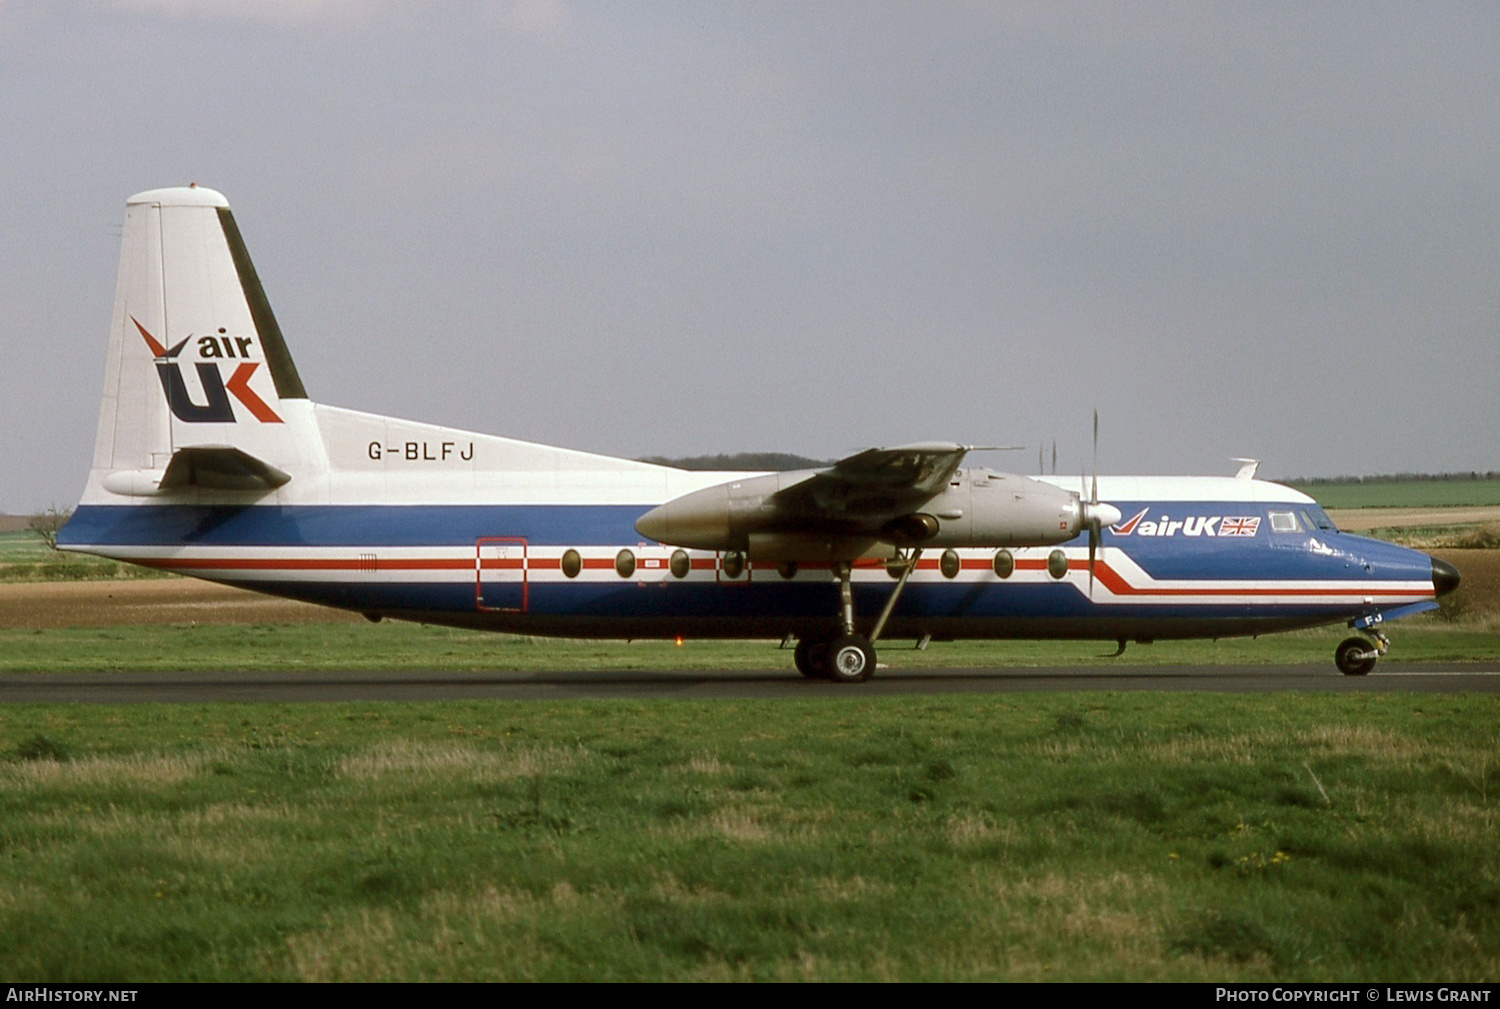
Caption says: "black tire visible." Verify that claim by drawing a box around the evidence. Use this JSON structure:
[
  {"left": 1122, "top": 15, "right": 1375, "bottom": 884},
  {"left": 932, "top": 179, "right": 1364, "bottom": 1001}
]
[
  {"left": 826, "top": 634, "right": 876, "bottom": 683},
  {"left": 794, "top": 637, "right": 831, "bottom": 679},
  {"left": 1335, "top": 636, "right": 1377, "bottom": 676}
]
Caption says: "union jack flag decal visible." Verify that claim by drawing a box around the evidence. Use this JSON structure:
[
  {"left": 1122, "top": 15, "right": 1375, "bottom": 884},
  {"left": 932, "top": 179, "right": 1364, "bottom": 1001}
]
[{"left": 1219, "top": 516, "right": 1260, "bottom": 537}]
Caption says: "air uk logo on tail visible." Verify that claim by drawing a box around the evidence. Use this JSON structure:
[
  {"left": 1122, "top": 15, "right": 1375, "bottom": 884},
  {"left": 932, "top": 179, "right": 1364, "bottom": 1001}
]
[{"left": 132, "top": 317, "right": 282, "bottom": 424}]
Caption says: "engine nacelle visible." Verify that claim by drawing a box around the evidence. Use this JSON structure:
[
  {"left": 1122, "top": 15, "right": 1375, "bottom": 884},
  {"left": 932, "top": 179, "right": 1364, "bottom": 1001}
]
[
  {"left": 948, "top": 472, "right": 1122, "bottom": 547},
  {"left": 922, "top": 471, "right": 1083, "bottom": 547},
  {"left": 635, "top": 467, "right": 1120, "bottom": 557},
  {"left": 633, "top": 471, "right": 792, "bottom": 552}
]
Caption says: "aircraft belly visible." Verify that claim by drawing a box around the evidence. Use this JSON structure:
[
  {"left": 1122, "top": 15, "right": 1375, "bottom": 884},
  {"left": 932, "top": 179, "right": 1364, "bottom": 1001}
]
[{"left": 152, "top": 570, "right": 1399, "bottom": 645}]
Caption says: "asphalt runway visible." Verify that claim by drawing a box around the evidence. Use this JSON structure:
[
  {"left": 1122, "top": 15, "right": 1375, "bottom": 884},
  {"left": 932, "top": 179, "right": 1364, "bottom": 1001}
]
[{"left": 3, "top": 663, "right": 1499, "bottom": 703}]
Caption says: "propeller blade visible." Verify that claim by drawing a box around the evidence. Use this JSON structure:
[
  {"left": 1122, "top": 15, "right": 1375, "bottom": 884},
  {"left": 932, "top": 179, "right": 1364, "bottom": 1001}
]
[
  {"left": 1088, "top": 522, "right": 1098, "bottom": 595},
  {"left": 1078, "top": 467, "right": 1098, "bottom": 596},
  {"left": 1091, "top": 409, "right": 1099, "bottom": 505},
  {"left": 1085, "top": 409, "right": 1105, "bottom": 595}
]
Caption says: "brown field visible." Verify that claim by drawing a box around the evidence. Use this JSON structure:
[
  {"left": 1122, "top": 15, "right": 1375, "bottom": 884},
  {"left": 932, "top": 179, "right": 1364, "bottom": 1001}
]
[
  {"left": 1430, "top": 548, "right": 1500, "bottom": 618},
  {"left": 1325, "top": 505, "right": 1500, "bottom": 530},
  {"left": 0, "top": 578, "right": 362, "bottom": 629},
  {"left": 0, "top": 548, "right": 1494, "bottom": 630}
]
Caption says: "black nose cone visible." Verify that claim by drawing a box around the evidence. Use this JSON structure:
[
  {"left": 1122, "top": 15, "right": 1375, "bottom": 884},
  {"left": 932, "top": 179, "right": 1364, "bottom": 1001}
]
[{"left": 1432, "top": 558, "right": 1461, "bottom": 597}]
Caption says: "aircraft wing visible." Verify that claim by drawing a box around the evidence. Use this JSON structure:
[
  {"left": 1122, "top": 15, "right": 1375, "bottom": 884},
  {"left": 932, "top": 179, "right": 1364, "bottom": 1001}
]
[
  {"left": 770, "top": 442, "right": 971, "bottom": 517},
  {"left": 636, "top": 440, "right": 1091, "bottom": 553}
]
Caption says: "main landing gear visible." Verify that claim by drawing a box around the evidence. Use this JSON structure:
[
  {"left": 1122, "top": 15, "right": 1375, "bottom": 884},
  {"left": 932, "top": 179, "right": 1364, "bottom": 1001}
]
[
  {"left": 1334, "top": 629, "right": 1388, "bottom": 676},
  {"left": 795, "top": 634, "right": 877, "bottom": 683},
  {"left": 794, "top": 551, "right": 921, "bottom": 683}
]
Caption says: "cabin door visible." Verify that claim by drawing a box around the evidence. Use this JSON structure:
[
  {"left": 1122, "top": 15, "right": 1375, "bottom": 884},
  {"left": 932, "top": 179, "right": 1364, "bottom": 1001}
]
[{"left": 476, "top": 537, "right": 528, "bottom": 613}]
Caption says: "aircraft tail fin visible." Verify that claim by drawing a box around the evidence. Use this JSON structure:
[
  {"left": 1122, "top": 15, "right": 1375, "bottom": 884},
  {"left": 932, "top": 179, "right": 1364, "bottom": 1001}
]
[{"left": 84, "top": 186, "right": 319, "bottom": 499}]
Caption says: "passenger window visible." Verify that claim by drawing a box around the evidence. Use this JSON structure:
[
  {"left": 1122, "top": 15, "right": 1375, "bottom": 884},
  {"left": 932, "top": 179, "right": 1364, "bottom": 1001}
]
[
  {"left": 940, "top": 549, "right": 961, "bottom": 579},
  {"left": 993, "top": 549, "right": 1014, "bottom": 579},
  {"left": 1047, "top": 549, "right": 1068, "bottom": 579}
]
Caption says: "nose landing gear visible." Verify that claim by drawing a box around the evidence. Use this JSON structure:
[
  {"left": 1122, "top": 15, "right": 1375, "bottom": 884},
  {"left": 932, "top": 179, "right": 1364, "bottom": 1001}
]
[{"left": 1334, "top": 629, "right": 1389, "bottom": 676}]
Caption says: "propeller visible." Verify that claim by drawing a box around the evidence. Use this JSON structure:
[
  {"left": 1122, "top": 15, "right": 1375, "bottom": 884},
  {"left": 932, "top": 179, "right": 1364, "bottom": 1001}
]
[{"left": 1078, "top": 410, "right": 1122, "bottom": 595}]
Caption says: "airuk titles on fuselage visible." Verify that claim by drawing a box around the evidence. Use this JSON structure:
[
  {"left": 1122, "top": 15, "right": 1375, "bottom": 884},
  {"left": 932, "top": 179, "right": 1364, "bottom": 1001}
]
[{"left": 1111, "top": 507, "right": 1261, "bottom": 538}]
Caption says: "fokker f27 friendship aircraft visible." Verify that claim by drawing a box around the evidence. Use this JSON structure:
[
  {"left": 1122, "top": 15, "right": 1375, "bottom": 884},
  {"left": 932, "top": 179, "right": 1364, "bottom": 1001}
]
[{"left": 58, "top": 187, "right": 1460, "bottom": 682}]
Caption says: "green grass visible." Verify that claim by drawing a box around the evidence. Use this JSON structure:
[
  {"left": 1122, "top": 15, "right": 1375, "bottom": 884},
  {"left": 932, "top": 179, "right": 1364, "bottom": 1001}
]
[
  {"left": 0, "top": 694, "right": 1495, "bottom": 981},
  {"left": 4, "top": 616, "right": 1500, "bottom": 673},
  {"left": 1291, "top": 479, "right": 1500, "bottom": 510},
  {"left": 0, "top": 530, "right": 167, "bottom": 582}
]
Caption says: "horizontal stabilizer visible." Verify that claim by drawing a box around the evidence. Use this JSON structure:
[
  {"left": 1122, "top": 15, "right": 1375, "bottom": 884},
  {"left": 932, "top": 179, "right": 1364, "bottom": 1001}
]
[{"left": 158, "top": 446, "right": 292, "bottom": 492}]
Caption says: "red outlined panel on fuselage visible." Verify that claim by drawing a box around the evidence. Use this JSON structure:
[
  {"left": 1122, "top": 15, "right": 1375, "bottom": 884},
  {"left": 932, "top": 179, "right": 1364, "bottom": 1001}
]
[{"left": 475, "top": 537, "right": 527, "bottom": 613}]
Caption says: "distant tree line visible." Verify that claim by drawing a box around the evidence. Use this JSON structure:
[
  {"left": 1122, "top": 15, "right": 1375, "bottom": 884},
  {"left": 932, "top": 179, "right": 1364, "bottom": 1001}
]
[
  {"left": 1279, "top": 471, "right": 1500, "bottom": 485},
  {"left": 637, "top": 452, "right": 833, "bottom": 472},
  {"left": 643, "top": 457, "right": 1500, "bottom": 482}
]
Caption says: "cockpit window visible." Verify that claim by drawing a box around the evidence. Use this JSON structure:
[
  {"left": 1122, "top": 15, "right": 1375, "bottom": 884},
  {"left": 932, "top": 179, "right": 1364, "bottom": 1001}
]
[
  {"left": 1268, "top": 511, "right": 1300, "bottom": 533},
  {"left": 1302, "top": 506, "right": 1338, "bottom": 531}
]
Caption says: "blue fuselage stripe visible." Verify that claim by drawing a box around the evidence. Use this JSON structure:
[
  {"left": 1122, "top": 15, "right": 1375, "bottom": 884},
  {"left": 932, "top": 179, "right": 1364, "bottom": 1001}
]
[
  {"left": 59, "top": 503, "right": 649, "bottom": 548},
  {"left": 57, "top": 502, "right": 1434, "bottom": 585}
]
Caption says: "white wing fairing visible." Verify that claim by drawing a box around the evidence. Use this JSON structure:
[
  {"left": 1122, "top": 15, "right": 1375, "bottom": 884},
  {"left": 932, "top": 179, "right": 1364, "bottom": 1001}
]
[{"left": 58, "top": 187, "right": 1460, "bottom": 682}]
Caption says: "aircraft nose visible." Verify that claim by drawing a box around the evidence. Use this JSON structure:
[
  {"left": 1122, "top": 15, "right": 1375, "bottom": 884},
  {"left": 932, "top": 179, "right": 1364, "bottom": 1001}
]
[{"left": 1432, "top": 557, "right": 1461, "bottom": 597}]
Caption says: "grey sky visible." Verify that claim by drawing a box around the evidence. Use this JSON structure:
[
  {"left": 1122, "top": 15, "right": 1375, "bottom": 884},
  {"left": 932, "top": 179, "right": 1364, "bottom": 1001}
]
[{"left": 3, "top": 1, "right": 1498, "bottom": 514}]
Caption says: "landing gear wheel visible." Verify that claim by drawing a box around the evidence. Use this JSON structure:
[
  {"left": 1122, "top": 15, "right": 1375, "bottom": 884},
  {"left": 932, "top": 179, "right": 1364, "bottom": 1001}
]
[
  {"left": 826, "top": 634, "right": 876, "bottom": 684},
  {"left": 794, "top": 637, "right": 831, "bottom": 679},
  {"left": 1335, "top": 636, "right": 1377, "bottom": 676}
]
